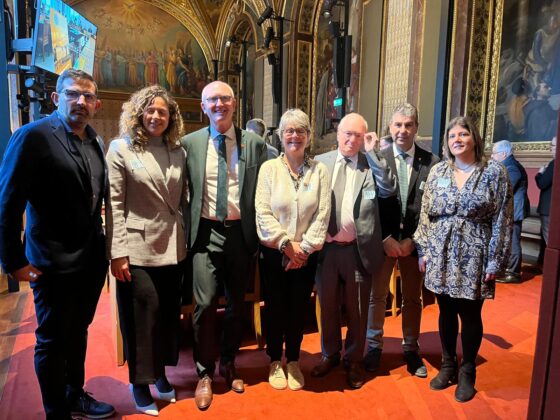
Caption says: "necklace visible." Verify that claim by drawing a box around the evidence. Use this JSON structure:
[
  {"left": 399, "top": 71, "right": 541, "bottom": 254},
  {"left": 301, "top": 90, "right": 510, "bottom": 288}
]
[{"left": 454, "top": 161, "right": 476, "bottom": 172}]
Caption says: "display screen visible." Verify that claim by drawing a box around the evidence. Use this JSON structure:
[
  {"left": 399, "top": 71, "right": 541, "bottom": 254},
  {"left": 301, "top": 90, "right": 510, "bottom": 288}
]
[{"left": 31, "top": 0, "right": 97, "bottom": 75}]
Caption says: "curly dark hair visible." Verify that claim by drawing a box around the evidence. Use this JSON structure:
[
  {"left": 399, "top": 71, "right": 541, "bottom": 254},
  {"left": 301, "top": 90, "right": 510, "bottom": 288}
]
[{"left": 119, "top": 85, "right": 184, "bottom": 151}]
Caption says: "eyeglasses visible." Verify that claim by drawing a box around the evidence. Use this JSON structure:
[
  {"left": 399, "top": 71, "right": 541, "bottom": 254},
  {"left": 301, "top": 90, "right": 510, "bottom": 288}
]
[
  {"left": 61, "top": 89, "right": 97, "bottom": 103},
  {"left": 283, "top": 128, "right": 308, "bottom": 136},
  {"left": 204, "top": 95, "right": 234, "bottom": 105},
  {"left": 341, "top": 131, "right": 364, "bottom": 139}
]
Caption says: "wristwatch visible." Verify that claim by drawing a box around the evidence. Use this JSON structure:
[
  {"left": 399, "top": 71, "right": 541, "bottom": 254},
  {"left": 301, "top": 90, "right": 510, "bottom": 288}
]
[{"left": 280, "top": 239, "right": 291, "bottom": 253}]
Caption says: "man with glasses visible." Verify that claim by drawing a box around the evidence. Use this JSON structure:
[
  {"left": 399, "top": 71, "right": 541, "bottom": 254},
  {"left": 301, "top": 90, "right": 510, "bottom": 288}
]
[
  {"left": 492, "top": 140, "right": 529, "bottom": 283},
  {"left": 312, "top": 113, "right": 399, "bottom": 389},
  {"left": 364, "top": 103, "right": 439, "bottom": 379},
  {"left": 181, "top": 81, "right": 267, "bottom": 410},
  {"left": 0, "top": 69, "right": 115, "bottom": 419}
]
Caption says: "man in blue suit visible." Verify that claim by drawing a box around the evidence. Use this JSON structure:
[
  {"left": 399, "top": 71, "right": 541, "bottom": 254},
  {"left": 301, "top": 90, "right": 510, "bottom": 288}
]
[
  {"left": 0, "top": 70, "right": 114, "bottom": 420},
  {"left": 492, "top": 140, "right": 529, "bottom": 283}
]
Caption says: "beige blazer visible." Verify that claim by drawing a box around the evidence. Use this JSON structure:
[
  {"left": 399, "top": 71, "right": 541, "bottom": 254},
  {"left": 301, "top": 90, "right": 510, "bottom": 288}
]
[{"left": 105, "top": 137, "right": 188, "bottom": 267}]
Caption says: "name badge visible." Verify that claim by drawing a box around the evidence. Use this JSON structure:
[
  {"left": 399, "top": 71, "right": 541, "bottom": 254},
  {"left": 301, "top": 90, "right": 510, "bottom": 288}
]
[
  {"left": 364, "top": 190, "right": 376, "bottom": 200},
  {"left": 419, "top": 181, "right": 426, "bottom": 191},
  {"left": 437, "top": 178, "right": 450, "bottom": 188},
  {"left": 302, "top": 183, "right": 312, "bottom": 192},
  {"left": 130, "top": 159, "right": 144, "bottom": 170}
]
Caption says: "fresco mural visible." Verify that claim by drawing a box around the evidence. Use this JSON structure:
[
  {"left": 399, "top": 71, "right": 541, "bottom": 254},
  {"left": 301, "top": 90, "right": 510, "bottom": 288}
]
[
  {"left": 202, "top": 0, "right": 226, "bottom": 29},
  {"left": 494, "top": 0, "right": 560, "bottom": 142},
  {"left": 74, "top": 0, "right": 210, "bottom": 98}
]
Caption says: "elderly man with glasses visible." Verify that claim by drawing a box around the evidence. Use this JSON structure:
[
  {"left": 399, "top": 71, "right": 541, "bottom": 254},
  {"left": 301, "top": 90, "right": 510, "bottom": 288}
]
[
  {"left": 312, "top": 113, "right": 399, "bottom": 389},
  {"left": 0, "top": 69, "right": 115, "bottom": 420},
  {"left": 181, "top": 81, "right": 267, "bottom": 410}
]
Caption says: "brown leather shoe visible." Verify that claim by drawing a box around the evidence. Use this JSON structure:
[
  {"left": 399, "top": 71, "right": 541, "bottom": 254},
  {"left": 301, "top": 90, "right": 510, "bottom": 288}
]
[
  {"left": 220, "top": 361, "right": 244, "bottom": 393},
  {"left": 311, "top": 355, "right": 340, "bottom": 377},
  {"left": 347, "top": 362, "right": 365, "bottom": 389},
  {"left": 194, "top": 375, "right": 213, "bottom": 410}
]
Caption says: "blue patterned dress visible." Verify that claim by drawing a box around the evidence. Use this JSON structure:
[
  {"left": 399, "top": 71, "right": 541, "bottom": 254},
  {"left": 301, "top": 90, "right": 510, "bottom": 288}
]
[{"left": 413, "top": 160, "right": 513, "bottom": 300}]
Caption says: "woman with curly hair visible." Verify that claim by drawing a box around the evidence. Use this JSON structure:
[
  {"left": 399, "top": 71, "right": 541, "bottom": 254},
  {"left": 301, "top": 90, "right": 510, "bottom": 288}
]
[{"left": 105, "top": 85, "right": 188, "bottom": 415}]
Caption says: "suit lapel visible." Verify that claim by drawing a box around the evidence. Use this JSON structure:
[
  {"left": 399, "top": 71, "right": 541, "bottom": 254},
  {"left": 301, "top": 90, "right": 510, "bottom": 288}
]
[
  {"left": 353, "top": 153, "right": 368, "bottom": 205},
  {"left": 134, "top": 143, "right": 175, "bottom": 210}
]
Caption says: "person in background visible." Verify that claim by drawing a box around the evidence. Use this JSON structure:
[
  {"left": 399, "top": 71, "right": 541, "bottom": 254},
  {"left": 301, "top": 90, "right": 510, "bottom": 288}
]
[
  {"left": 181, "top": 81, "right": 267, "bottom": 410},
  {"left": 0, "top": 69, "right": 115, "bottom": 419},
  {"left": 536, "top": 136, "right": 556, "bottom": 246},
  {"left": 365, "top": 103, "right": 439, "bottom": 378},
  {"left": 414, "top": 116, "right": 513, "bottom": 403},
  {"left": 255, "top": 108, "right": 330, "bottom": 391},
  {"left": 312, "top": 113, "right": 399, "bottom": 389},
  {"left": 246, "top": 118, "right": 279, "bottom": 160},
  {"left": 491, "top": 140, "right": 529, "bottom": 283},
  {"left": 105, "top": 85, "right": 187, "bottom": 416}
]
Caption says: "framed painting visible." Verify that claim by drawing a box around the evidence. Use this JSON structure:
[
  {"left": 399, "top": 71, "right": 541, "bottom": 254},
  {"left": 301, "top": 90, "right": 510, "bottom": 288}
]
[
  {"left": 73, "top": 0, "right": 210, "bottom": 99},
  {"left": 485, "top": 0, "right": 559, "bottom": 152}
]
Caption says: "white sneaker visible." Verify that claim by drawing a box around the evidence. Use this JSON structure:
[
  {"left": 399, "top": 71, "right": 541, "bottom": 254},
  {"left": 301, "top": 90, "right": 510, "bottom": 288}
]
[
  {"left": 287, "top": 361, "right": 304, "bottom": 391},
  {"left": 269, "top": 361, "right": 287, "bottom": 390}
]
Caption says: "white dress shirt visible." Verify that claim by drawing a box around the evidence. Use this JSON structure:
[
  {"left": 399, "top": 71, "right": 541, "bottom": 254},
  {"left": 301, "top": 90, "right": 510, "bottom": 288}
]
[
  {"left": 327, "top": 152, "right": 358, "bottom": 243},
  {"left": 393, "top": 142, "right": 416, "bottom": 183},
  {"left": 202, "top": 125, "right": 241, "bottom": 220}
]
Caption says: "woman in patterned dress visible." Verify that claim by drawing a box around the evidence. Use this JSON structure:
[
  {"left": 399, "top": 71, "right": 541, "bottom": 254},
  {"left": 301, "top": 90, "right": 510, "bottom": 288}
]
[{"left": 414, "top": 116, "right": 513, "bottom": 402}]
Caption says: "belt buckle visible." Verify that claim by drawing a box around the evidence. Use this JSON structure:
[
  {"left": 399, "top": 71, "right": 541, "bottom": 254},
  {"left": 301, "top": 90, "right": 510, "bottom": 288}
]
[{"left": 223, "top": 219, "right": 235, "bottom": 228}]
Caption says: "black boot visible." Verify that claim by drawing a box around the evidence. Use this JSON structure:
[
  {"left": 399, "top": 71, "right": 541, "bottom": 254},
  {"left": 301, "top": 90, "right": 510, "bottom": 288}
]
[
  {"left": 455, "top": 363, "right": 476, "bottom": 402},
  {"left": 430, "top": 357, "right": 458, "bottom": 390}
]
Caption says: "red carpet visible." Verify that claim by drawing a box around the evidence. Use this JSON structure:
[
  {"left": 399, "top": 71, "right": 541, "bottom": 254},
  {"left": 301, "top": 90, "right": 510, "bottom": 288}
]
[{"left": 0, "top": 272, "right": 540, "bottom": 419}]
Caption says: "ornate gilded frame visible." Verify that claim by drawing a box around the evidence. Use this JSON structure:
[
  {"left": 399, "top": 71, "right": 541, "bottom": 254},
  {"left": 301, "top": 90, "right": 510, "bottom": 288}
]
[{"left": 476, "top": 0, "right": 555, "bottom": 161}]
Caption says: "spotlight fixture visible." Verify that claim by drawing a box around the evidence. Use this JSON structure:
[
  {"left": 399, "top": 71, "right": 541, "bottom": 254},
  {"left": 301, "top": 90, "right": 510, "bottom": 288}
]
[
  {"left": 257, "top": 6, "right": 274, "bottom": 26},
  {"left": 25, "top": 77, "right": 45, "bottom": 95},
  {"left": 225, "top": 35, "right": 237, "bottom": 48},
  {"left": 328, "top": 21, "right": 341, "bottom": 38},
  {"left": 322, "top": 0, "right": 335, "bottom": 18},
  {"left": 264, "top": 26, "right": 274, "bottom": 49},
  {"left": 267, "top": 52, "right": 276, "bottom": 66}
]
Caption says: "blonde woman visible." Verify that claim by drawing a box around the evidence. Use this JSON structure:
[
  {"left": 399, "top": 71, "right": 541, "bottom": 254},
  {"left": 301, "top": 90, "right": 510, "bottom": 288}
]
[{"left": 106, "top": 85, "right": 187, "bottom": 415}]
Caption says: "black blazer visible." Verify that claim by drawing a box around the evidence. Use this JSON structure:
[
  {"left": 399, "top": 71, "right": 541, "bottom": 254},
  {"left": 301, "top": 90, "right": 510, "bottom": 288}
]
[
  {"left": 0, "top": 113, "right": 107, "bottom": 274},
  {"left": 536, "top": 159, "right": 555, "bottom": 216},
  {"left": 381, "top": 144, "right": 439, "bottom": 240}
]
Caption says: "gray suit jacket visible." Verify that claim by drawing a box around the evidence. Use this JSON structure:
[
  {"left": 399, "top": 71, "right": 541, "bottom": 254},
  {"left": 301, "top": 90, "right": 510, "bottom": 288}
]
[
  {"left": 181, "top": 126, "right": 267, "bottom": 254},
  {"left": 314, "top": 150, "right": 398, "bottom": 275},
  {"left": 105, "top": 137, "right": 188, "bottom": 266}
]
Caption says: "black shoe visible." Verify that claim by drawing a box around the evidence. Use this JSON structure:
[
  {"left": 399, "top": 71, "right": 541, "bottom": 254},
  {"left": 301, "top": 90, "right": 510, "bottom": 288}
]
[
  {"left": 404, "top": 351, "right": 427, "bottom": 378},
  {"left": 430, "top": 357, "right": 458, "bottom": 390},
  {"left": 69, "top": 390, "right": 115, "bottom": 419},
  {"left": 495, "top": 273, "right": 521, "bottom": 284},
  {"left": 455, "top": 364, "right": 477, "bottom": 402},
  {"left": 363, "top": 349, "right": 382, "bottom": 372}
]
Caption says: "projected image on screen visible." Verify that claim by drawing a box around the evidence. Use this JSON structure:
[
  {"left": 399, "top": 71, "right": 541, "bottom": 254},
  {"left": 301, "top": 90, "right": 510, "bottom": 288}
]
[{"left": 32, "top": 0, "right": 97, "bottom": 75}]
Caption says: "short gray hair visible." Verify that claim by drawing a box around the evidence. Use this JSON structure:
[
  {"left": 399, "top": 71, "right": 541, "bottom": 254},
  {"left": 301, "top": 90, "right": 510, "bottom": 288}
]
[
  {"left": 246, "top": 118, "right": 266, "bottom": 137},
  {"left": 390, "top": 103, "right": 419, "bottom": 126},
  {"left": 493, "top": 140, "right": 512, "bottom": 157},
  {"left": 278, "top": 109, "right": 311, "bottom": 135}
]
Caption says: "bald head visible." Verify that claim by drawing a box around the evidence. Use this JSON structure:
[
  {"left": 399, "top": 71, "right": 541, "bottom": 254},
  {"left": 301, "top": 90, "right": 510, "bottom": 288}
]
[
  {"left": 200, "top": 81, "right": 237, "bottom": 132},
  {"left": 337, "top": 113, "right": 368, "bottom": 157}
]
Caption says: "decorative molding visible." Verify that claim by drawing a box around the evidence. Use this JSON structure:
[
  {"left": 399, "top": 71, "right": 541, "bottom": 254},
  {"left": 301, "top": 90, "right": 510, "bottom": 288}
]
[
  {"left": 296, "top": 40, "right": 312, "bottom": 113},
  {"left": 298, "top": 0, "right": 316, "bottom": 34}
]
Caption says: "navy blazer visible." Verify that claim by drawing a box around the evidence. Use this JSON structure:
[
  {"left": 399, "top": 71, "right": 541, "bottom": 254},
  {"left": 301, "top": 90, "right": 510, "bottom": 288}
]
[
  {"left": 0, "top": 113, "right": 107, "bottom": 274},
  {"left": 502, "top": 154, "right": 529, "bottom": 222}
]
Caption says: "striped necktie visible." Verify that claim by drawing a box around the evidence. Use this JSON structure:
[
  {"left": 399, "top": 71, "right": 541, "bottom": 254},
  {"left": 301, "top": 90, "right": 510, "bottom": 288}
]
[{"left": 396, "top": 152, "right": 408, "bottom": 218}]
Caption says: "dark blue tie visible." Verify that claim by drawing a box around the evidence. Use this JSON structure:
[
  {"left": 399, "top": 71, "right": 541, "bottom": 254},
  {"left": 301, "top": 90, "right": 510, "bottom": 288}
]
[{"left": 216, "top": 134, "right": 228, "bottom": 222}]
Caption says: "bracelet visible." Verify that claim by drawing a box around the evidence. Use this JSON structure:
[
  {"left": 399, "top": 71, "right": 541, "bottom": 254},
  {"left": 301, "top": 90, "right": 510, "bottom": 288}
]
[{"left": 280, "top": 239, "right": 290, "bottom": 253}]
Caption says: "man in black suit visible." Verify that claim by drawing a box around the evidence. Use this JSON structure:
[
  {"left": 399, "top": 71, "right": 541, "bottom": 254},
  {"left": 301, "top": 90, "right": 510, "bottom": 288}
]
[
  {"left": 0, "top": 70, "right": 114, "bottom": 419},
  {"left": 181, "top": 81, "right": 267, "bottom": 410},
  {"left": 312, "top": 113, "right": 399, "bottom": 389},
  {"left": 536, "top": 136, "right": 556, "bottom": 246},
  {"left": 492, "top": 140, "right": 529, "bottom": 283},
  {"left": 365, "top": 103, "right": 439, "bottom": 377}
]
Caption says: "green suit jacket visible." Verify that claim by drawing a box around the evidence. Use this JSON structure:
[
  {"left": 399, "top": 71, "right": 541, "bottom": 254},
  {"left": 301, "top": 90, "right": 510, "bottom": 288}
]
[{"left": 181, "top": 126, "right": 267, "bottom": 254}]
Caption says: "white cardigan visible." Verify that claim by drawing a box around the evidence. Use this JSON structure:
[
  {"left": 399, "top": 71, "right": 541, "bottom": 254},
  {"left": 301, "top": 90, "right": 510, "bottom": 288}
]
[{"left": 255, "top": 156, "right": 331, "bottom": 254}]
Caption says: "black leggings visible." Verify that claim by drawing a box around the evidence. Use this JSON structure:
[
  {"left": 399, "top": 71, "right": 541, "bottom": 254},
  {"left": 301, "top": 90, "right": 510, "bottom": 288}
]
[{"left": 435, "top": 294, "right": 484, "bottom": 366}]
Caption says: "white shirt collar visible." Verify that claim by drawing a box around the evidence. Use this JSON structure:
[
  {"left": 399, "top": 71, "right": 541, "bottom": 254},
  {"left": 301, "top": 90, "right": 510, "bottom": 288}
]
[
  {"left": 336, "top": 150, "right": 358, "bottom": 166},
  {"left": 393, "top": 142, "right": 415, "bottom": 160},
  {"left": 209, "top": 125, "right": 236, "bottom": 141}
]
